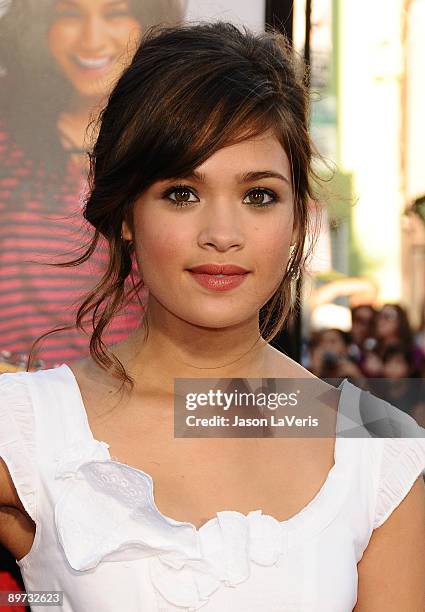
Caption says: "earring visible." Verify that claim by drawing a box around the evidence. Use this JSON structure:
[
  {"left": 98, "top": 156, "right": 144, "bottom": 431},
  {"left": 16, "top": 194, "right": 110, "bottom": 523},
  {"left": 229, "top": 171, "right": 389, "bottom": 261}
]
[
  {"left": 289, "top": 265, "right": 300, "bottom": 281},
  {"left": 121, "top": 232, "right": 133, "bottom": 246},
  {"left": 287, "top": 243, "right": 299, "bottom": 280},
  {"left": 284, "top": 261, "right": 299, "bottom": 280}
]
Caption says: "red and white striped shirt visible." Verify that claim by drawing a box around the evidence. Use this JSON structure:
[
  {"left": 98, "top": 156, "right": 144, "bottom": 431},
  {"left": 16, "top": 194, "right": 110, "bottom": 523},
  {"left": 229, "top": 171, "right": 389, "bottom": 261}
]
[{"left": 0, "top": 118, "right": 144, "bottom": 369}]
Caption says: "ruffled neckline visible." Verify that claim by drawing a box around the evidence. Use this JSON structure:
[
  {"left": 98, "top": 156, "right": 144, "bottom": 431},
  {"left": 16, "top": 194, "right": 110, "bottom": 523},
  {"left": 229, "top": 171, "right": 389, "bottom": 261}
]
[
  {"left": 49, "top": 364, "right": 360, "bottom": 610},
  {"left": 59, "top": 363, "right": 353, "bottom": 531}
]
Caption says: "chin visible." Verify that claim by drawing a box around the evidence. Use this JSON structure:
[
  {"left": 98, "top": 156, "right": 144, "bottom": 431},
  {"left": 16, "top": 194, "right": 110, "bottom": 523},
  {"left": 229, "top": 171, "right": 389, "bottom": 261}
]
[
  {"left": 180, "top": 308, "right": 253, "bottom": 330},
  {"left": 72, "top": 81, "right": 110, "bottom": 99}
]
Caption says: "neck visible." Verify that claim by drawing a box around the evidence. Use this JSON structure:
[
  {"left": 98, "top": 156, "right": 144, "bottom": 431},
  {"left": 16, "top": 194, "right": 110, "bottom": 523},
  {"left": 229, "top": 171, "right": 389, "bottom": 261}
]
[
  {"left": 67, "top": 90, "right": 104, "bottom": 121},
  {"left": 59, "top": 92, "right": 105, "bottom": 149},
  {"left": 114, "top": 304, "right": 270, "bottom": 393}
]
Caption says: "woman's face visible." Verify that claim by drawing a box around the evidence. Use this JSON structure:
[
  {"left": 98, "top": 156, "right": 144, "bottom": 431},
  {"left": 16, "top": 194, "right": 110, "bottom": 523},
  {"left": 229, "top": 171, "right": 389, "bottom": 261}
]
[
  {"left": 48, "top": 0, "right": 141, "bottom": 99},
  {"left": 318, "top": 330, "right": 347, "bottom": 356},
  {"left": 376, "top": 305, "right": 399, "bottom": 338},
  {"left": 123, "top": 130, "right": 298, "bottom": 331},
  {"left": 351, "top": 306, "right": 374, "bottom": 343}
]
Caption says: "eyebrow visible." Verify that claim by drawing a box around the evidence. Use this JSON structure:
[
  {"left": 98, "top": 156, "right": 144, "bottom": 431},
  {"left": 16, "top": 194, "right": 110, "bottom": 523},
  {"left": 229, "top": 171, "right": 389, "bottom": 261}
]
[{"left": 168, "top": 170, "right": 290, "bottom": 185}]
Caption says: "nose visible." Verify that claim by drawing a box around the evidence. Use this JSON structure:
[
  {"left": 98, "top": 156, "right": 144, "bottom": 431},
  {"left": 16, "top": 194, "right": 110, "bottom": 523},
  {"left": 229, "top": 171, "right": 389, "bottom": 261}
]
[
  {"left": 79, "top": 14, "right": 109, "bottom": 52},
  {"left": 197, "top": 201, "right": 245, "bottom": 252}
]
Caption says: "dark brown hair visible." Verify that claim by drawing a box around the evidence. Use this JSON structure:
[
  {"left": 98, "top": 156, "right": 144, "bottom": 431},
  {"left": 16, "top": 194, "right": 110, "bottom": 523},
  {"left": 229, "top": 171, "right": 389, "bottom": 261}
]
[{"left": 27, "top": 20, "right": 322, "bottom": 392}]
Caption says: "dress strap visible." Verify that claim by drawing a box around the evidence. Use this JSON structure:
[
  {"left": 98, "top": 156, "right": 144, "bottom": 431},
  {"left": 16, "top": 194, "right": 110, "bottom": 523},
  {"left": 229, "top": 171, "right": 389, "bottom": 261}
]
[
  {"left": 24, "top": 364, "right": 94, "bottom": 464},
  {"left": 0, "top": 372, "right": 37, "bottom": 521}
]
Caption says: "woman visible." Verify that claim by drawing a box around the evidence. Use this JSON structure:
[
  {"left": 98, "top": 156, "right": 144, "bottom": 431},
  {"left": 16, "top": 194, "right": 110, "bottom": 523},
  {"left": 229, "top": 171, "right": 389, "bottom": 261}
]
[
  {"left": 307, "top": 328, "right": 364, "bottom": 386},
  {"left": 366, "top": 344, "right": 425, "bottom": 428},
  {"left": 0, "top": 21, "right": 424, "bottom": 611},
  {"left": 350, "top": 305, "right": 377, "bottom": 352},
  {"left": 375, "top": 303, "right": 425, "bottom": 373},
  {"left": 0, "top": 0, "right": 187, "bottom": 369},
  {"left": 414, "top": 297, "right": 425, "bottom": 374}
]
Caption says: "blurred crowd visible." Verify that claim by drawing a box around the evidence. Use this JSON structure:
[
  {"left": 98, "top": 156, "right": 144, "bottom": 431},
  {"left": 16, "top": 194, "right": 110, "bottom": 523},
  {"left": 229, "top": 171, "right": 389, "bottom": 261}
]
[{"left": 303, "top": 302, "right": 425, "bottom": 427}]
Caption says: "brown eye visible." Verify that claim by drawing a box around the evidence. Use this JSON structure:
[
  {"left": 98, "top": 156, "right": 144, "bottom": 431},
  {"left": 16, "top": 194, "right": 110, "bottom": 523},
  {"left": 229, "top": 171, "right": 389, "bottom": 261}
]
[
  {"left": 162, "top": 185, "right": 198, "bottom": 208},
  {"left": 173, "top": 188, "right": 192, "bottom": 203},
  {"left": 243, "top": 188, "right": 277, "bottom": 207}
]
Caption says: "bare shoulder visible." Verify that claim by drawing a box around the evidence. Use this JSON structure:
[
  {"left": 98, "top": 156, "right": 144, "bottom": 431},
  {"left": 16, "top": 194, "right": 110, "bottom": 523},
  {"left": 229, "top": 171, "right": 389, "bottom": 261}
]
[
  {"left": 265, "top": 343, "right": 339, "bottom": 398},
  {"left": 71, "top": 354, "right": 135, "bottom": 392},
  {"left": 265, "top": 343, "right": 317, "bottom": 379},
  {"left": 65, "top": 356, "right": 124, "bottom": 418}
]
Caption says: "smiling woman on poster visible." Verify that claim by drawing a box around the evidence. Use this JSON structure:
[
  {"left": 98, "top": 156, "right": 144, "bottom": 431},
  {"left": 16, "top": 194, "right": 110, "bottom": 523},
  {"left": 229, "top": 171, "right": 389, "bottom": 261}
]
[
  {"left": 0, "top": 19, "right": 424, "bottom": 612},
  {"left": 0, "top": 0, "right": 187, "bottom": 370}
]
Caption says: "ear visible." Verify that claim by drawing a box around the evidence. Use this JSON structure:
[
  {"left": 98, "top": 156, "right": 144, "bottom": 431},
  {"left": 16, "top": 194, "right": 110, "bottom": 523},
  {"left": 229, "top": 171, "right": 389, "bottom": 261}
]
[{"left": 121, "top": 219, "right": 133, "bottom": 242}]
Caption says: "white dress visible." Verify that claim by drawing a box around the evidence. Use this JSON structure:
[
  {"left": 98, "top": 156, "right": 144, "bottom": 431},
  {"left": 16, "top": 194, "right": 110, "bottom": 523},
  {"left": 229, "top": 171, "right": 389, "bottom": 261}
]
[{"left": 0, "top": 364, "right": 424, "bottom": 612}]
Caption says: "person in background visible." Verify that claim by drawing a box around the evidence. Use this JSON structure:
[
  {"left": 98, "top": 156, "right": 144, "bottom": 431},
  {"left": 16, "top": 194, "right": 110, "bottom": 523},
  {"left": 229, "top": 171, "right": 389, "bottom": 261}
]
[
  {"left": 358, "top": 348, "right": 383, "bottom": 379},
  {"left": 367, "top": 344, "right": 425, "bottom": 427},
  {"left": 414, "top": 298, "right": 425, "bottom": 375},
  {"left": 0, "top": 0, "right": 187, "bottom": 370},
  {"left": 349, "top": 304, "right": 376, "bottom": 348},
  {"left": 374, "top": 303, "right": 425, "bottom": 373},
  {"left": 348, "top": 304, "right": 377, "bottom": 363},
  {"left": 307, "top": 328, "right": 364, "bottom": 385}
]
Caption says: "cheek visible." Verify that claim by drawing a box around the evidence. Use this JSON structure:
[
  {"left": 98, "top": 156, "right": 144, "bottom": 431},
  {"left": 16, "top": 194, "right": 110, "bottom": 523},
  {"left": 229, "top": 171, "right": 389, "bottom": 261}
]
[
  {"left": 134, "top": 209, "right": 293, "bottom": 299},
  {"left": 258, "top": 234, "right": 286, "bottom": 259},
  {"left": 136, "top": 224, "right": 186, "bottom": 276},
  {"left": 47, "top": 24, "right": 78, "bottom": 61},
  {"left": 252, "top": 218, "right": 293, "bottom": 271},
  {"left": 113, "top": 20, "right": 142, "bottom": 49}
]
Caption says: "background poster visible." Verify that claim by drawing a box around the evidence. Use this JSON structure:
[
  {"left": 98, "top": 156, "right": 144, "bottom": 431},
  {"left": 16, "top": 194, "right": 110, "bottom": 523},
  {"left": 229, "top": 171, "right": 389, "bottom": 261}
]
[
  {"left": 0, "top": 0, "right": 268, "bottom": 372},
  {"left": 0, "top": 0, "right": 188, "bottom": 371}
]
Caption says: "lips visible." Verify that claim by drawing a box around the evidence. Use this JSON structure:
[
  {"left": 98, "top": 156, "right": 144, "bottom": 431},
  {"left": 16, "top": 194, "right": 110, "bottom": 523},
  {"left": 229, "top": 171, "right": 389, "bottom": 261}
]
[{"left": 188, "top": 264, "right": 249, "bottom": 275}]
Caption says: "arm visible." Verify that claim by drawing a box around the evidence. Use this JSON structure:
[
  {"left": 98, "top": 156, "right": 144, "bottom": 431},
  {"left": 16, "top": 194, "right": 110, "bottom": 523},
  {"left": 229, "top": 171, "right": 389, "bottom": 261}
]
[
  {"left": 0, "top": 457, "right": 12, "bottom": 508},
  {"left": 354, "top": 475, "right": 425, "bottom": 611},
  {"left": 0, "top": 457, "right": 20, "bottom": 508}
]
